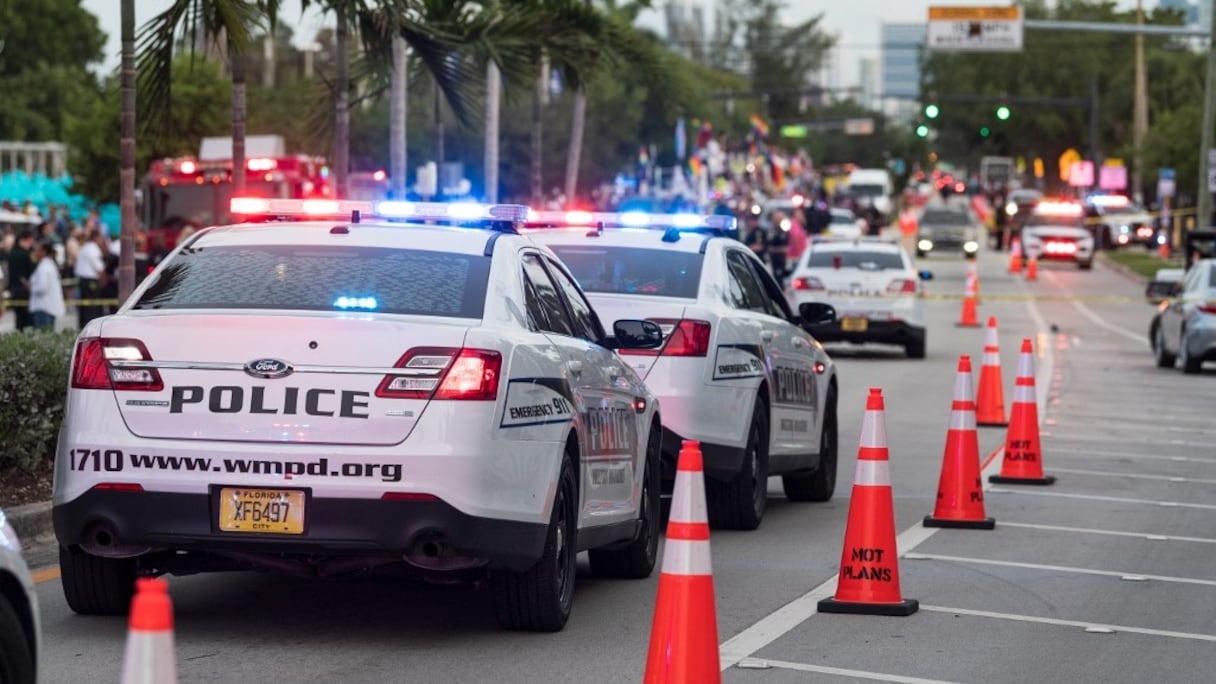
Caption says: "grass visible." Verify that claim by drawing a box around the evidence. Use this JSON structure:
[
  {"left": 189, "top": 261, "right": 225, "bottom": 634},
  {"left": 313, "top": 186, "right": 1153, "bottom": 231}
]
[{"left": 1101, "top": 249, "right": 1186, "bottom": 280}]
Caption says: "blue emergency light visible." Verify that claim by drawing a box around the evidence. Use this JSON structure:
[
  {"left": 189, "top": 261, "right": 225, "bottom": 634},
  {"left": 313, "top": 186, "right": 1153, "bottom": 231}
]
[{"left": 228, "top": 197, "right": 532, "bottom": 226}]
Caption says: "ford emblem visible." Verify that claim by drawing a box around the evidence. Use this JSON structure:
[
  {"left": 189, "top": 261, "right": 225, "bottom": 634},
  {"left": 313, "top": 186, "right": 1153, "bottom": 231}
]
[{"left": 244, "top": 358, "right": 294, "bottom": 379}]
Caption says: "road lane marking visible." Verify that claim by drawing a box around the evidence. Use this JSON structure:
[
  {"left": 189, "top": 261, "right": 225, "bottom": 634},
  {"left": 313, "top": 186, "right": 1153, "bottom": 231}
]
[
  {"left": 998, "top": 521, "right": 1216, "bottom": 545},
  {"left": 1046, "top": 467, "right": 1216, "bottom": 485},
  {"left": 1043, "top": 435, "right": 1215, "bottom": 450},
  {"left": 736, "top": 658, "right": 962, "bottom": 683},
  {"left": 987, "top": 487, "right": 1216, "bottom": 510},
  {"left": 32, "top": 566, "right": 60, "bottom": 584},
  {"left": 905, "top": 553, "right": 1216, "bottom": 587},
  {"left": 919, "top": 605, "right": 1216, "bottom": 643},
  {"left": 1070, "top": 299, "right": 1146, "bottom": 344},
  {"left": 1047, "top": 447, "right": 1216, "bottom": 464}
]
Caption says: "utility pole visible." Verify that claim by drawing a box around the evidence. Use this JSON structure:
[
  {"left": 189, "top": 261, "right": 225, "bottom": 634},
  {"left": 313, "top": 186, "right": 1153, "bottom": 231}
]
[
  {"left": 1089, "top": 77, "right": 1100, "bottom": 170},
  {"left": 1133, "top": 0, "right": 1148, "bottom": 204},
  {"left": 1198, "top": 0, "right": 1216, "bottom": 230}
]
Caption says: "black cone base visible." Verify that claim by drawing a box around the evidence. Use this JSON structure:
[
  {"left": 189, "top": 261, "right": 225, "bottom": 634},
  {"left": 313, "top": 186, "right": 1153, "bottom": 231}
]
[
  {"left": 989, "top": 475, "right": 1056, "bottom": 486},
  {"left": 977, "top": 421, "right": 1009, "bottom": 427},
  {"left": 923, "top": 515, "right": 996, "bottom": 530},
  {"left": 955, "top": 323, "right": 982, "bottom": 328},
  {"left": 817, "top": 597, "right": 919, "bottom": 617}
]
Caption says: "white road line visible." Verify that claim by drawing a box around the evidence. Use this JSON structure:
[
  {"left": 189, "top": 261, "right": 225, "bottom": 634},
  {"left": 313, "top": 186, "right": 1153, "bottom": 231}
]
[
  {"left": 919, "top": 605, "right": 1216, "bottom": 643},
  {"left": 987, "top": 487, "right": 1216, "bottom": 511},
  {"left": 719, "top": 278, "right": 1057, "bottom": 672},
  {"left": 1044, "top": 435, "right": 1216, "bottom": 450},
  {"left": 998, "top": 521, "right": 1216, "bottom": 545},
  {"left": 1047, "top": 467, "right": 1216, "bottom": 485},
  {"left": 736, "top": 658, "right": 962, "bottom": 683},
  {"left": 1071, "top": 299, "right": 1146, "bottom": 344},
  {"left": 1047, "top": 447, "right": 1216, "bottom": 464},
  {"left": 905, "top": 553, "right": 1216, "bottom": 587}
]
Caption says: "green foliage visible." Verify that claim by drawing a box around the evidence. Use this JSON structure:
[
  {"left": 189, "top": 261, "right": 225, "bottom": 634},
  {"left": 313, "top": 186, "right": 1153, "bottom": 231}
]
[{"left": 0, "top": 329, "right": 76, "bottom": 473}]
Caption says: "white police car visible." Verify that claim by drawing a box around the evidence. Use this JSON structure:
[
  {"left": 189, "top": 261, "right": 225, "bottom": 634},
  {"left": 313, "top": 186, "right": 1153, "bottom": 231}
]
[
  {"left": 523, "top": 211, "right": 840, "bottom": 531},
  {"left": 786, "top": 237, "right": 931, "bottom": 359},
  {"left": 53, "top": 198, "right": 665, "bottom": 632},
  {"left": 1022, "top": 199, "right": 1095, "bottom": 270}
]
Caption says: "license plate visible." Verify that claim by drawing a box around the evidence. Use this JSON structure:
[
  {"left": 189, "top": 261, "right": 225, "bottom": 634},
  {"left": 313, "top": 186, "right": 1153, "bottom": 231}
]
[
  {"left": 218, "top": 488, "right": 305, "bottom": 534},
  {"left": 841, "top": 317, "right": 869, "bottom": 332}
]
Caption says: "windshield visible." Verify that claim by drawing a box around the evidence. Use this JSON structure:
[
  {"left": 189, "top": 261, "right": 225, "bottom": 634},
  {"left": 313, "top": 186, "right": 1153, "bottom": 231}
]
[
  {"left": 134, "top": 244, "right": 491, "bottom": 317},
  {"left": 808, "top": 250, "right": 904, "bottom": 270},
  {"left": 921, "top": 211, "right": 970, "bottom": 226},
  {"left": 548, "top": 246, "right": 704, "bottom": 298},
  {"left": 850, "top": 184, "right": 886, "bottom": 197},
  {"left": 1100, "top": 204, "right": 1146, "bottom": 215}
]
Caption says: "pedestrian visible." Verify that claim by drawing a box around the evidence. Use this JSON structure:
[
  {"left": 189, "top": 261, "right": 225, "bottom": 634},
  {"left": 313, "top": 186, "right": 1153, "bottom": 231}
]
[
  {"left": 74, "top": 227, "right": 107, "bottom": 328},
  {"left": 787, "top": 207, "right": 810, "bottom": 265},
  {"left": 29, "top": 240, "right": 65, "bottom": 330},
  {"left": 768, "top": 210, "right": 792, "bottom": 281},
  {"left": 898, "top": 202, "right": 919, "bottom": 256},
  {"left": 742, "top": 213, "right": 768, "bottom": 263},
  {"left": 863, "top": 205, "right": 883, "bottom": 237},
  {"left": 5, "top": 228, "right": 36, "bottom": 331}
]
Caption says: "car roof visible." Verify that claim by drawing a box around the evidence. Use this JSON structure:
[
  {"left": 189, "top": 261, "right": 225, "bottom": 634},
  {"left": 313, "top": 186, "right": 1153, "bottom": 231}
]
[
  {"left": 521, "top": 227, "right": 714, "bottom": 254},
  {"left": 191, "top": 220, "right": 520, "bottom": 256}
]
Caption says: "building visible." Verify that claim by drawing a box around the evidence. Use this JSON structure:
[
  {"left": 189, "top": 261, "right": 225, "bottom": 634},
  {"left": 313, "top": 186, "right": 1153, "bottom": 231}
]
[
  {"left": 859, "top": 56, "right": 880, "bottom": 112},
  {"left": 1158, "top": 0, "right": 1200, "bottom": 26},
  {"left": 665, "top": 0, "right": 708, "bottom": 60},
  {"left": 880, "top": 22, "right": 926, "bottom": 122}
]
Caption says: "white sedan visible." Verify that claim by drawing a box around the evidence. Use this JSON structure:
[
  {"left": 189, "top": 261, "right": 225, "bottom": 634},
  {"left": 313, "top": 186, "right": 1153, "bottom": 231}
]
[
  {"left": 0, "top": 508, "right": 38, "bottom": 684},
  {"left": 1022, "top": 200, "right": 1095, "bottom": 269}
]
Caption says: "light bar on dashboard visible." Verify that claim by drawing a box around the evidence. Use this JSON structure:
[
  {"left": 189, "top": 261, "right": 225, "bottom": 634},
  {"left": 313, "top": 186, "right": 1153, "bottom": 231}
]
[
  {"left": 228, "top": 197, "right": 531, "bottom": 223},
  {"left": 524, "top": 210, "right": 736, "bottom": 232}
]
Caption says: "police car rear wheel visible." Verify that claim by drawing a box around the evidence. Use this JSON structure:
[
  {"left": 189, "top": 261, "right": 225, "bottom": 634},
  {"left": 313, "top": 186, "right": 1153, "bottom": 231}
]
[
  {"left": 588, "top": 422, "right": 661, "bottom": 579},
  {"left": 0, "top": 593, "right": 35, "bottom": 684},
  {"left": 59, "top": 545, "right": 136, "bottom": 616},
  {"left": 707, "top": 401, "right": 768, "bottom": 531},
  {"left": 491, "top": 455, "right": 577, "bottom": 632},
  {"left": 783, "top": 388, "right": 837, "bottom": 503}
]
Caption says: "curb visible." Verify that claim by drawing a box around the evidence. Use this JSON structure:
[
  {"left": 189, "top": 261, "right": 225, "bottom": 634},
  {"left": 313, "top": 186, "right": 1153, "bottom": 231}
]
[{"left": 5, "top": 500, "right": 53, "bottom": 542}]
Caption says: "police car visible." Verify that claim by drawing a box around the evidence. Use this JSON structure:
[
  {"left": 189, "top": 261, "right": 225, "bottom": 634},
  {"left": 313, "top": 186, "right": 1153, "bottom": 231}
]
[
  {"left": 1022, "top": 199, "right": 1095, "bottom": 269},
  {"left": 53, "top": 198, "right": 665, "bottom": 632},
  {"left": 786, "top": 237, "right": 931, "bottom": 359},
  {"left": 523, "top": 210, "right": 840, "bottom": 531},
  {"left": 1084, "top": 194, "right": 1158, "bottom": 249}
]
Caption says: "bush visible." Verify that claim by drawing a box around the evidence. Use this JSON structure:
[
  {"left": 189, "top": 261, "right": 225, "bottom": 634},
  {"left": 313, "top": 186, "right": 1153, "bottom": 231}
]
[{"left": 0, "top": 329, "right": 77, "bottom": 472}]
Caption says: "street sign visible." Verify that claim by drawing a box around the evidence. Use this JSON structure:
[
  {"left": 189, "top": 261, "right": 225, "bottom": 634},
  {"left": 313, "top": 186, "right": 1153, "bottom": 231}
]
[
  {"left": 1099, "top": 164, "right": 1127, "bottom": 191},
  {"left": 1158, "top": 168, "right": 1175, "bottom": 199},
  {"left": 927, "top": 6, "right": 1024, "bottom": 52},
  {"left": 1068, "top": 160, "right": 1094, "bottom": 187},
  {"left": 1059, "top": 148, "right": 1081, "bottom": 181},
  {"left": 844, "top": 118, "right": 875, "bottom": 136},
  {"left": 779, "top": 125, "right": 809, "bottom": 139}
]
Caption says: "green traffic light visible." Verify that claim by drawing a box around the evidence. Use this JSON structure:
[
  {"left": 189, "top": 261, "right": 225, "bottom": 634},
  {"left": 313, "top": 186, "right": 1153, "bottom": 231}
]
[
  {"left": 924, "top": 104, "right": 940, "bottom": 119},
  {"left": 996, "top": 105, "right": 1011, "bottom": 121},
  {"left": 980, "top": 126, "right": 991, "bottom": 137},
  {"left": 916, "top": 125, "right": 929, "bottom": 138}
]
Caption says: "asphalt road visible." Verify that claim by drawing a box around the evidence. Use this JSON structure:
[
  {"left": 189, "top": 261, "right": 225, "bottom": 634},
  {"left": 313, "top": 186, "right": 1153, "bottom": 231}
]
[{"left": 26, "top": 230, "right": 1216, "bottom": 683}]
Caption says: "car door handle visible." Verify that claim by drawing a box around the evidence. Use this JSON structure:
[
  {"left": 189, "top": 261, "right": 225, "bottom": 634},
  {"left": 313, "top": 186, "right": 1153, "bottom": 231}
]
[
  {"left": 760, "top": 330, "right": 775, "bottom": 342},
  {"left": 568, "top": 360, "right": 583, "bottom": 376}
]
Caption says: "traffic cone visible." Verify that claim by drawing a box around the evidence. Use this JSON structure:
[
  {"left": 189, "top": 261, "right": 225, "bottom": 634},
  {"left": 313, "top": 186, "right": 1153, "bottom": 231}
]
[
  {"left": 1025, "top": 255, "right": 1038, "bottom": 281},
  {"left": 975, "top": 317, "right": 1008, "bottom": 427},
  {"left": 955, "top": 266, "right": 981, "bottom": 328},
  {"left": 120, "top": 578, "right": 177, "bottom": 684},
  {"left": 818, "top": 388, "right": 919, "bottom": 617},
  {"left": 924, "top": 356, "right": 995, "bottom": 529},
  {"left": 1008, "top": 238, "right": 1024, "bottom": 274},
  {"left": 990, "top": 339, "right": 1057, "bottom": 486},
  {"left": 1158, "top": 241, "right": 1170, "bottom": 260},
  {"left": 645, "top": 441, "right": 721, "bottom": 684}
]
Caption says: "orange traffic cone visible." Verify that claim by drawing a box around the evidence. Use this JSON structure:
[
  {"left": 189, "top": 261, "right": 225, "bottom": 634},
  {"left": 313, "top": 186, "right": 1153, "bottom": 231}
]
[
  {"left": 121, "top": 578, "right": 177, "bottom": 684},
  {"left": 990, "top": 339, "right": 1057, "bottom": 486},
  {"left": 1009, "top": 238, "right": 1024, "bottom": 274},
  {"left": 924, "top": 356, "right": 996, "bottom": 529},
  {"left": 975, "top": 317, "right": 1008, "bottom": 427},
  {"left": 956, "top": 265, "right": 981, "bottom": 328},
  {"left": 1158, "top": 241, "right": 1170, "bottom": 260},
  {"left": 818, "top": 388, "right": 919, "bottom": 617},
  {"left": 1025, "top": 255, "right": 1038, "bottom": 281},
  {"left": 645, "top": 441, "right": 721, "bottom": 684}
]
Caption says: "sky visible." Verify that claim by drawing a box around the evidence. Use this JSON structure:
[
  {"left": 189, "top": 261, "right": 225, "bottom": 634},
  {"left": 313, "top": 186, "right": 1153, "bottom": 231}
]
[{"left": 83, "top": 0, "right": 1147, "bottom": 87}]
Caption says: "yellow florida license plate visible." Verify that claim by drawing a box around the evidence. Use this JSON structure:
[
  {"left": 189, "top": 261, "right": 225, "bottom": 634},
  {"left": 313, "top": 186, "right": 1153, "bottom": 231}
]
[
  {"left": 841, "top": 317, "right": 869, "bottom": 332},
  {"left": 218, "top": 488, "right": 305, "bottom": 534}
]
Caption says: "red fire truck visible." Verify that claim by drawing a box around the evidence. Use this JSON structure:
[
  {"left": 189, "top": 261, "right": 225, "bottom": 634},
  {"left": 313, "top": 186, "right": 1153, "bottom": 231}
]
[{"left": 141, "top": 135, "right": 331, "bottom": 253}]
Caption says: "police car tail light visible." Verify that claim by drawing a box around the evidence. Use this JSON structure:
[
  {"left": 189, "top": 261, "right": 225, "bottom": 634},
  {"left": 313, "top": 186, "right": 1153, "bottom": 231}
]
[
  {"left": 376, "top": 347, "right": 500, "bottom": 401},
  {"left": 791, "top": 276, "right": 825, "bottom": 291},
  {"left": 660, "top": 319, "right": 711, "bottom": 357},
  {"left": 71, "top": 338, "right": 163, "bottom": 391},
  {"left": 886, "top": 278, "right": 917, "bottom": 295}
]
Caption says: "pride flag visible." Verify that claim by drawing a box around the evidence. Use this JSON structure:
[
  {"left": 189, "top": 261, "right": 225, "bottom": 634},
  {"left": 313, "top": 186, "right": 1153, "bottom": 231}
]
[{"left": 749, "top": 113, "right": 770, "bottom": 138}]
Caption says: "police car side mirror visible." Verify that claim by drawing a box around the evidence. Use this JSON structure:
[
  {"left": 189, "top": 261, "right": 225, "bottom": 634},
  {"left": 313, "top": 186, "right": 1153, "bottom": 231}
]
[
  {"left": 798, "top": 302, "right": 836, "bottom": 326},
  {"left": 612, "top": 319, "right": 664, "bottom": 350},
  {"left": 918, "top": 270, "right": 934, "bottom": 281}
]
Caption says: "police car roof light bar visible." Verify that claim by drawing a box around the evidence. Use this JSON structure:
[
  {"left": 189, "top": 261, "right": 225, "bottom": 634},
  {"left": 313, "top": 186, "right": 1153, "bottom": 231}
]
[
  {"left": 524, "top": 210, "right": 737, "bottom": 235},
  {"left": 1034, "top": 200, "right": 1084, "bottom": 217},
  {"left": 228, "top": 197, "right": 531, "bottom": 230}
]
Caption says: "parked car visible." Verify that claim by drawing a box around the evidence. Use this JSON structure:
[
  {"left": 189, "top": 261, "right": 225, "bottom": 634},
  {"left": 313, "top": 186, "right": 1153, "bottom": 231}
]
[
  {"left": 1150, "top": 258, "right": 1216, "bottom": 374},
  {"left": 0, "top": 508, "right": 39, "bottom": 684}
]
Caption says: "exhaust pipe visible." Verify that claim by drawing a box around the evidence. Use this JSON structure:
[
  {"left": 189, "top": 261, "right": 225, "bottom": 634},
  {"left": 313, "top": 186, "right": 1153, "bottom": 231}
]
[{"left": 81, "top": 522, "right": 148, "bottom": 558}]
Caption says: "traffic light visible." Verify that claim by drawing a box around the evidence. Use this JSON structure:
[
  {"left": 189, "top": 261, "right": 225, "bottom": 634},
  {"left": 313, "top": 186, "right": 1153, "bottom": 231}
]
[
  {"left": 924, "top": 103, "right": 940, "bottom": 119},
  {"left": 916, "top": 124, "right": 930, "bottom": 138},
  {"left": 996, "top": 105, "right": 1011, "bottom": 121},
  {"left": 979, "top": 126, "right": 991, "bottom": 138}
]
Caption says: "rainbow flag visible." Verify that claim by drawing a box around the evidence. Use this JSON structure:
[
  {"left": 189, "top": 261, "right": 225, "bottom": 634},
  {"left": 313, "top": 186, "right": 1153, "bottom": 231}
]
[{"left": 749, "top": 114, "right": 770, "bottom": 138}]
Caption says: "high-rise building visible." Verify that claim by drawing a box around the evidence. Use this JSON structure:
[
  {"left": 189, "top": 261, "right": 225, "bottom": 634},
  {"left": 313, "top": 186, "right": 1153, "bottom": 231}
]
[
  {"left": 859, "top": 56, "right": 880, "bottom": 111},
  {"left": 880, "top": 22, "right": 926, "bottom": 121},
  {"left": 665, "top": 0, "right": 707, "bottom": 60}
]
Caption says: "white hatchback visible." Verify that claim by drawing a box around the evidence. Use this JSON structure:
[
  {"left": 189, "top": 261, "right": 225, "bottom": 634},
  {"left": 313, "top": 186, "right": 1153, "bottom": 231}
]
[
  {"left": 525, "top": 211, "right": 840, "bottom": 532},
  {"left": 786, "top": 237, "right": 930, "bottom": 358},
  {"left": 53, "top": 198, "right": 664, "bottom": 632}
]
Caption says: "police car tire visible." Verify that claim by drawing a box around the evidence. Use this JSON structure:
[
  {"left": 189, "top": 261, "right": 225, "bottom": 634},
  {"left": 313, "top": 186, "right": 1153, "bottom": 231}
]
[
  {"left": 0, "top": 593, "right": 35, "bottom": 684},
  {"left": 707, "top": 400, "right": 769, "bottom": 531},
  {"left": 490, "top": 455, "right": 577, "bottom": 632},
  {"left": 59, "top": 545, "right": 136, "bottom": 616},
  {"left": 783, "top": 388, "right": 837, "bottom": 503},
  {"left": 1078, "top": 260, "right": 1094, "bottom": 270},
  {"left": 1153, "top": 325, "right": 1176, "bottom": 368},
  {"left": 588, "top": 422, "right": 661, "bottom": 579}
]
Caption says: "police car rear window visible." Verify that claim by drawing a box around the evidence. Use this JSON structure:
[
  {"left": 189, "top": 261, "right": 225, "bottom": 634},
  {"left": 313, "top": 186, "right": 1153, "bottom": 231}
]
[
  {"left": 808, "top": 251, "right": 903, "bottom": 270},
  {"left": 547, "top": 246, "right": 703, "bottom": 298},
  {"left": 133, "top": 245, "right": 490, "bottom": 317}
]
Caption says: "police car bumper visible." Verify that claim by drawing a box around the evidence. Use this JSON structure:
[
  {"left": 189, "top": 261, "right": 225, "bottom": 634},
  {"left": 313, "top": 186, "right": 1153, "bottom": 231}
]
[
  {"left": 808, "top": 319, "right": 925, "bottom": 346},
  {"left": 53, "top": 488, "right": 549, "bottom": 572}
]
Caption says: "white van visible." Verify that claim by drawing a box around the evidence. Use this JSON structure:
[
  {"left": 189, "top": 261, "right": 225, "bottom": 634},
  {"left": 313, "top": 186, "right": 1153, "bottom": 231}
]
[{"left": 847, "top": 168, "right": 893, "bottom": 219}]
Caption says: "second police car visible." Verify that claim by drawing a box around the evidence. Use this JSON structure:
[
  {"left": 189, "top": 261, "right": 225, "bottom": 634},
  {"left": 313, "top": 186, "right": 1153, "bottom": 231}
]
[
  {"left": 53, "top": 198, "right": 665, "bottom": 632},
  {"left": 523, "top": 210, "right": 840, "bottom": 531},
  {"left": 1021, "top": 199, "right": 1096, "bottom": 269}
]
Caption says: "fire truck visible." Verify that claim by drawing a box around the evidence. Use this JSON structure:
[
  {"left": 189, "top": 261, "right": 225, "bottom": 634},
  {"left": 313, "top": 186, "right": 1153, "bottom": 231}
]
[{"left": 141, "top": 135, "right": 331, "bottom": 253}]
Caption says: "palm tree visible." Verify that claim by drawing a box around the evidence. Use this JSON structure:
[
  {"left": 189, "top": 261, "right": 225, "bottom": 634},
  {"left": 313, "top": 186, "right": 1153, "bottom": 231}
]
[{"left": 118, "top": 0, "right": 136, "bottom": 302}]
